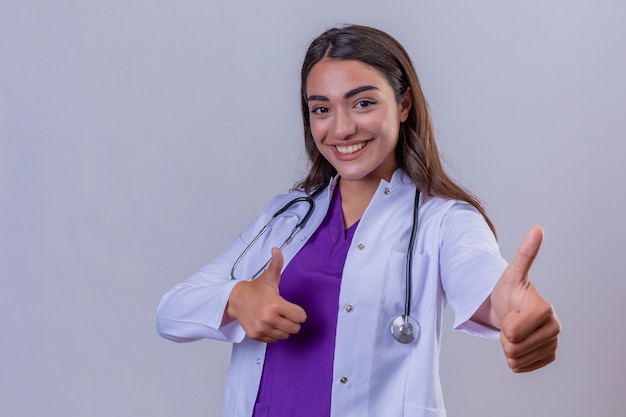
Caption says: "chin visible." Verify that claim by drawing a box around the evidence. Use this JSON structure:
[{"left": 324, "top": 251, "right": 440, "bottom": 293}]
[{"left": 334, "top": 169, "right": 368, "bottom": 181}]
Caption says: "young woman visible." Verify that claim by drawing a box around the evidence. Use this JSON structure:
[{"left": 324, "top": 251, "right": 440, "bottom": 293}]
[{"left": 157, "top": 25, "right": 560, "bottom": 417}]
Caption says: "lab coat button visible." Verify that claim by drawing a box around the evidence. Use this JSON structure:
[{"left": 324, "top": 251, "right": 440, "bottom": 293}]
[
  {"left": 256, "top": 357, "right": 261, "bottom": 365},
  {"left": 345, "top": 305, "right": 354, "bottom": 312},
  {"left": 357, "top": 243, "right": 365, "bottom": 250},
  {"left": 384, "top": 187, "right": 390, "bottom": 195},
  {"left": 340, "top": 376, "right": 348, "bottom": 384}
]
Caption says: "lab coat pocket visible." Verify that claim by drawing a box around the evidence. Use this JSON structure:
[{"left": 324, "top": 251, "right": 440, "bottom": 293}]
[
  {"left": 384, "top": 251, "right": 433, "bottom": 319},
  {"left": 404, "top": 403, "right": 447, "bottom": 417}
]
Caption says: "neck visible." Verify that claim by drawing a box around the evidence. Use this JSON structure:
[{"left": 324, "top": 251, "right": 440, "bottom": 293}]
[{"left": 338, "top": 178, "right": 381, "bottom": 229}]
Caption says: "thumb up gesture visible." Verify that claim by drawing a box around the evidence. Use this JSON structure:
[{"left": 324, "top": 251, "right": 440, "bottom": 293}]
[
  {"left": 490, "top": 226, "right": 561, "bottom": 372},
  {"left": 224, "top": 248, "right": 307, "bottom": 343}
]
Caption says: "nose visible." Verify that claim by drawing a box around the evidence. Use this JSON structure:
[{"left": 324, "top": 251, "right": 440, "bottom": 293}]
[{"left": 332, "top": 108, "right": 357, "bottom": 139}]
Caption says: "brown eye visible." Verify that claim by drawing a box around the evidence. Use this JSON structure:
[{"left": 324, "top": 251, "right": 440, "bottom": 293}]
[
  {"left": 311, "top": 106, "right": 329, "bottom": 114},
  {"left": 355, "top": 100, "right": 375, "bottom": 109}
]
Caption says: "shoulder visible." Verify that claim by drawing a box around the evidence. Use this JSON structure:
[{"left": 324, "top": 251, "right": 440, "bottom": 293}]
[
  {"left": 263, "top": 189, "right": 308, "bottom": 211},
  {"left": 419, "top": 196, "right": 498, "bottom": 251},
  {"left": 420, "top": 196, "right": 481, "bottom": 226}
]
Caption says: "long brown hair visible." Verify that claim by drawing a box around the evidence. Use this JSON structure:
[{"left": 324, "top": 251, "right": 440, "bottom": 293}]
[{"left": 296, "top": 24, "right": 496, "bottom": 236}]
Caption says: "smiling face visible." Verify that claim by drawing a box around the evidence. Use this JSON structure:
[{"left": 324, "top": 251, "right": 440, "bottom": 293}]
[{"left": 305, "top": 59, "right": 412, "bottom": 185}]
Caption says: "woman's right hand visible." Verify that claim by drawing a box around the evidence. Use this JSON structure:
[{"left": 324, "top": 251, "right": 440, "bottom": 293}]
[{"left": 222, "top": 247, "right": 307, "bottom": 343}]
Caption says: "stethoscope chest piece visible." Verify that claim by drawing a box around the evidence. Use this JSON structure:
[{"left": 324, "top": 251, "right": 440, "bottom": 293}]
[
  {"left": 391, "top": 315, "right": 420, "bottom": 344},
  {"left": 389, "top": 188, "right": 422, "bottom": 345}
]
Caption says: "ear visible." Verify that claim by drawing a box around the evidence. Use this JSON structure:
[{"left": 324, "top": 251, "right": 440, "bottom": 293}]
[{"left": 399, "top": 87, "right": 412, "bottom": 123}]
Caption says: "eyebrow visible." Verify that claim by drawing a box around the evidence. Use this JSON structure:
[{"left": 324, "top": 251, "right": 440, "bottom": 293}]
[{"left": 306, "top": 85, "right": 379, "bottom": 102}]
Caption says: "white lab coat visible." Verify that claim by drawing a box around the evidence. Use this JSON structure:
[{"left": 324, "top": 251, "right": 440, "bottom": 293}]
[{"left": 157, "top": 170, "right": 508, "bottom": 417}]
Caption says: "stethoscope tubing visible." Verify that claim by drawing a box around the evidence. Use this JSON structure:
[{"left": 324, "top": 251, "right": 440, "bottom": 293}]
[
  {"left": 230, "top": 187, "right": 324, "bottom": 281},
  {"left": 230, "top": 184, "right": 421, "bottom": 344},
  {"left": 404, "top": 189, "right": 421, "bottom": 319}
]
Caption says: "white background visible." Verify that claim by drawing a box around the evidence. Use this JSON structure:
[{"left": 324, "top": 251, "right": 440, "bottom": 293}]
[{"left": 1, "top": 1, "right": 624, "bottom": 416}]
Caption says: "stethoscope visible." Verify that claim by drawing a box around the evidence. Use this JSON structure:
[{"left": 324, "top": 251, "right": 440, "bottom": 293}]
[{"left": 230, "top": 186, "right": 421, "bottom": 345}]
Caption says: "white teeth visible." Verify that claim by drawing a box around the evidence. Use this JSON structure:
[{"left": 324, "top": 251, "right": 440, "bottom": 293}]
[{"left": 336, "top": 142, "right": 366, "bottom": 154}]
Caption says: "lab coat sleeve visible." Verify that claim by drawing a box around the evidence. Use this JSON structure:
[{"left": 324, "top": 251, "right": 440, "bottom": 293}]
[
  {"left": 156, "top": 242, "right": 247, "bottom": 344},
  {"left": 438, "top": 202, "right": 508, "bottom": 338},
  {"left": 156, "top": 194, "right": 288, "bottom": 344}
]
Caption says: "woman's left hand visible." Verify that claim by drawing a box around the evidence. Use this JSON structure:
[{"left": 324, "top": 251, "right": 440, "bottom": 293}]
[{"left": 489, "top": 225, "right": 561, "bottom": 373}]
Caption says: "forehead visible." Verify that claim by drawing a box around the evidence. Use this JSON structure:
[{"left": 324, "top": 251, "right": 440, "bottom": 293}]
[{"left": 306, "top": 59, "right": 390, "bottom": 94}]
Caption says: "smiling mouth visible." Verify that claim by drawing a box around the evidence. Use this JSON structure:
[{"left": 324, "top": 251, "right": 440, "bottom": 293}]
[{"left": 335, "top": 141, "right": 367, "bottom": 155}]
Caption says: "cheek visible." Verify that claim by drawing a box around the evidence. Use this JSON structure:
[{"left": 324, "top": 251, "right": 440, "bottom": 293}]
[
  {"left": 360, "top": 112, "right": 393, "bottom": 136},
  {"left": 381, "top": 109, "right": 403, "bottom": 137},
  {"left": 309, "top": 120, "right": 326, "bottom": 144}
]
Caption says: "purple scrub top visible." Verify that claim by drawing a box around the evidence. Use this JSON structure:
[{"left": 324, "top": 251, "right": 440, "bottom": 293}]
[{"left": 252, "top": 187, "right": 358, "bottom": 417}]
